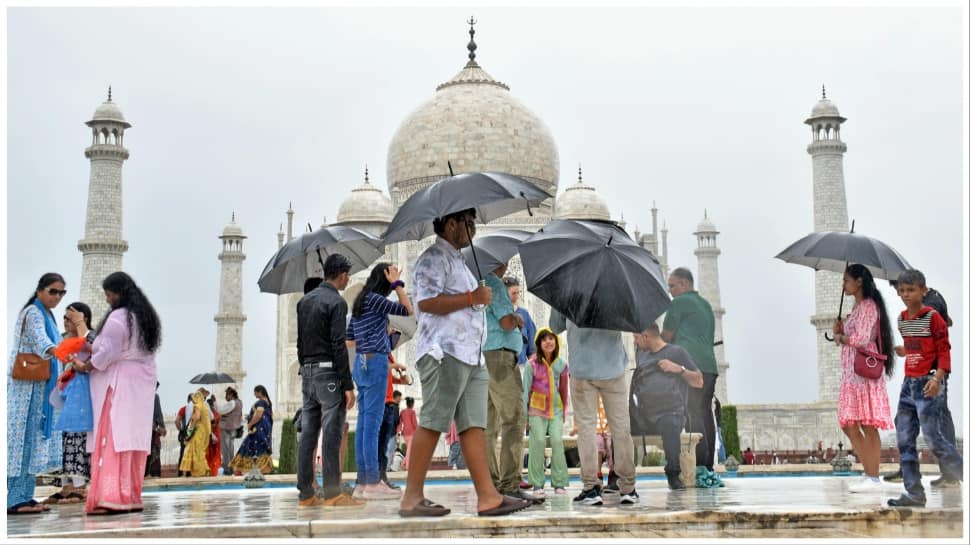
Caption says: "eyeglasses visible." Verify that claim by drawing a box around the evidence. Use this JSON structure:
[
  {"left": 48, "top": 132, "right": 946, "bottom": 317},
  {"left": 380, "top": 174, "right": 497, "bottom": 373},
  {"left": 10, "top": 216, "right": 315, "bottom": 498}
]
[{"left": 47, "top": 288, "right": 67, "bottom": 297}]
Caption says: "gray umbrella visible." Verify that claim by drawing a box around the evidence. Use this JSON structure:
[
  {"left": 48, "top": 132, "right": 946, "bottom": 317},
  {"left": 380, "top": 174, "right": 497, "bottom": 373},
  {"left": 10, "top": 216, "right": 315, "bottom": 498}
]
[
  {"left": 381, "top": 171, "right": 552, "bottom": 279},
  {"left": 258, "top": 225, "right": 385, "bottom": 294},
  {"left": 460, "top": 229, "right": 532, "bottom": 276},
  {"left": 519, "top": 219, "right": 670, "bottom": 333},
  {"left": 775, "top": 220, "right": 912, "bottom": 338},
  {"left": 189, "top": 372, "right": 236, "bottom": 385}
]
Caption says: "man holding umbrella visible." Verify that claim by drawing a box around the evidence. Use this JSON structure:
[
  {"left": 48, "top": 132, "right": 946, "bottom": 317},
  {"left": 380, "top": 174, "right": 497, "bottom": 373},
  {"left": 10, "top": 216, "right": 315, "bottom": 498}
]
[
  {"left": 482, "top": 261, "right": 540, "bottom": 504},
  {"left": 398, "top": 209, "right": 531, "bottom": 518}
]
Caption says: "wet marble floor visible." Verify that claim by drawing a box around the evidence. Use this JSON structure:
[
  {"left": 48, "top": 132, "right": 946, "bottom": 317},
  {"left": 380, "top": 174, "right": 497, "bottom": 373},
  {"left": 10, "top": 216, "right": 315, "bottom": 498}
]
[{"left": 6, "top": 473, "right": 965, "bottom": 539}]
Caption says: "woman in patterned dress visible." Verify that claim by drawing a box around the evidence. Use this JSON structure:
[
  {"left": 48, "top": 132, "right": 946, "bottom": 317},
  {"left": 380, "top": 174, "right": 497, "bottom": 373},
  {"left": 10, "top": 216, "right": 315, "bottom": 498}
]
[
  {"left": 179, "top": 388, "right": 213, "bottom": 477},
  {"left": 832, "top": 264, "right": 895, "bottom": 494},
  {"left": 6, "top": 273, "right": 67, "bottom": 515},
  {"left": 230, "top": 385, "right": 274, "bottom": 475}
]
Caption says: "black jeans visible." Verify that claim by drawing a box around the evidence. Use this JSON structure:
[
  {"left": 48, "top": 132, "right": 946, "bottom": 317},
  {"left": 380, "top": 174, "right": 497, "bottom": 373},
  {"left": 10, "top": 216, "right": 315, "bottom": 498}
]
[
  {"left": 687, "top": 373, "right": 718, "bottom": 470},
  {"left": 642, "top": 413, "right": 686, "bottom": 477},
  {"left": 297, "top": 366, "right": 347, "bottom": 501},
  {"left": 377, "top": 402, "right": 399, "bottom": 478}
]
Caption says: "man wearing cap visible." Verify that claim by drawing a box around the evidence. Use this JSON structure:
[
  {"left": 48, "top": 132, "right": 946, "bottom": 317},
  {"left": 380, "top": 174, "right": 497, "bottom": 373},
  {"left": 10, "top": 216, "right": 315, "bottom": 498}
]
[{"left": 295, "top": 253, "right": 364, "bottom": 508}]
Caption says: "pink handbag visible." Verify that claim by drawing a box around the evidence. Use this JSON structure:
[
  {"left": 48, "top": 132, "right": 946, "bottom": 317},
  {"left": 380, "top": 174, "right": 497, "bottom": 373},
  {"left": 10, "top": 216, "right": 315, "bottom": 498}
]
[{"left": 853, "top": 324, "right": 886, "bottom": 379}]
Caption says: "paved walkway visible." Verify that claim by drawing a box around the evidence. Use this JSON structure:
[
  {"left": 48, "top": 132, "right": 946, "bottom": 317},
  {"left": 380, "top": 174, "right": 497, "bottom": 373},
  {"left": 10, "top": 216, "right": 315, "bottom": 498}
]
[{"left": 6, "top": 469, "right": 964, "bottom": 539}]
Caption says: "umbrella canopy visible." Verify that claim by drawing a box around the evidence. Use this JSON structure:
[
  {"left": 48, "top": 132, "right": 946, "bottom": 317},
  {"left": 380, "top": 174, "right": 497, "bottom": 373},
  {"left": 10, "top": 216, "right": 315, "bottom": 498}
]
[
  {"left": 519, "top": 219, "right": 670, "bottom": 333},
  {"left": 775, "top": 228, "right": 913, "bottom": 281},
  {"left": 258, "top": 225, "right": 385, "bottom": 294},
  {"left": 389, "top": 314, "right": 418, "bottom": 348},
  {"left": 380, "top": 172, "right": 552, "bottom": 245},
  {"left": 189, "top": 372, "right": 236, "bottom": 385},
  {"left": 460, "top": 229, "right": 532, "bottom": 276}
]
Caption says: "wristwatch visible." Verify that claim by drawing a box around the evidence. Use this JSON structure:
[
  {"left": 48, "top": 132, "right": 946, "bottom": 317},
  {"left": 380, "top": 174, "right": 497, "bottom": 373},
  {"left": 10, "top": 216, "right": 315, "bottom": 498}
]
[{"left": 679, "top": 365, "right": 686, "bottom": 375}]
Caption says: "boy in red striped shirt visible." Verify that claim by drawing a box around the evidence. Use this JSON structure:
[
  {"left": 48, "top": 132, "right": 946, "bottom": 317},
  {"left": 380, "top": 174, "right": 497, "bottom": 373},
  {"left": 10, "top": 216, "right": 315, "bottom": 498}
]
[{"left": 888, "top": 270, "right": 963, "bottom": 508}]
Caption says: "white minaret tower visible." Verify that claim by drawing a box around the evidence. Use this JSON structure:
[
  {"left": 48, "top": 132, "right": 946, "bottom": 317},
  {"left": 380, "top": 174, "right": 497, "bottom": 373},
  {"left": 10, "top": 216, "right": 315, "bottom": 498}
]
[
  {"left": 694, "top": 210, "right": 729, "bottom": 403},
  {"left": 214, "top": 213, "right": 247, "bottom": 387},
  {"left": 805, "top": 86, "right": 850, "bottom": 404},
  {"left": 78, "top": 87, "right": 130, "bottom": 321}
]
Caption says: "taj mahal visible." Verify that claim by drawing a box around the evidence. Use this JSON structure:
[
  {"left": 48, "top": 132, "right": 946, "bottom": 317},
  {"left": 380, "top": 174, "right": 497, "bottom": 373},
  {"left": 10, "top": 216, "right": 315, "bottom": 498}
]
[{"left": 75, "top": 22, "right": 855, "bottom": 459}]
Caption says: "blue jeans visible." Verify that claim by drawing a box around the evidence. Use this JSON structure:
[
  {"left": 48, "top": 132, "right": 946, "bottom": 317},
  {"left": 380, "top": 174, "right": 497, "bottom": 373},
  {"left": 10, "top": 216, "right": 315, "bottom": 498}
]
[
  {"left": 352, "top": 352, "right": 389, "bottom": 485},
  {"left": 895, "top": 376, "right": 964, "bottom": 501},
  {"left": 297, "top": 367, "right": 346, "bottom": 501},
  {"left": 378, "top": 402, "right": 399, "bottom": 478}
]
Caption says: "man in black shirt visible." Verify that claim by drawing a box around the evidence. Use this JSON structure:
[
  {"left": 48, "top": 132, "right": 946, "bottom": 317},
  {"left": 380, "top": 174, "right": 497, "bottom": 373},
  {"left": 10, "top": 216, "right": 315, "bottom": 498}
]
[
  {"left": 629, "top": 322, "right": 704, "bottom": 490},
  {"left": 296, "top": 254, "right": 363, "bottom": 508}
]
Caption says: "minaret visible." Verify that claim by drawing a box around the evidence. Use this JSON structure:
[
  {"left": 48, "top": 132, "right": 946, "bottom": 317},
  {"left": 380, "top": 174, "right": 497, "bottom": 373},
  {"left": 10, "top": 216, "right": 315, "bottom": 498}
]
[
  {"left": 78, "top": 87, "right": 130, "bottom": 321},
  {"left": 805, "top": 86, "right": 850, "bottom": 404},
  {"left": 694, "top": 210, "right": 729, "bottom": 403},
  {"left": 214, "top": 213, "right": 247, "bottom": 387}
]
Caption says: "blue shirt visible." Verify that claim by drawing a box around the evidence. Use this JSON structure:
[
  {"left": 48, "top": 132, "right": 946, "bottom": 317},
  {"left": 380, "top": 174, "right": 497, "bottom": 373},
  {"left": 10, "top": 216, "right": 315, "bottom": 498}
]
[
  {"left": 516, "top": 307, "right": 537, "bottom": 364},
  {"left": 550, "top": 309, "right": 626, "bottom": 381},
  {"left": 483, "top": 273, "right": 524, "bottom": 353},
  {"left": 347, "top": 292, "right": 410, "bottom": 355}
]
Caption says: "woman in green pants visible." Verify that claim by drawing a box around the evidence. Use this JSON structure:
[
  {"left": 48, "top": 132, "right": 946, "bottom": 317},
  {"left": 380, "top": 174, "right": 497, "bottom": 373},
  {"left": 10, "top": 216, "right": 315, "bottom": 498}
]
[{"left": 522, "top": 328, "right": 570, "bottom": 497}]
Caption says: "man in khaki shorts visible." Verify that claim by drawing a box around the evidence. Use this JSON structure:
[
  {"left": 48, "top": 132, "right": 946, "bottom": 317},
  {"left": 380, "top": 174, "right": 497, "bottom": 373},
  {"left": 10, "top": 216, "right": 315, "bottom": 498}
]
[{"left": 398, "top": 209, "right": 531, "bottom": 518}]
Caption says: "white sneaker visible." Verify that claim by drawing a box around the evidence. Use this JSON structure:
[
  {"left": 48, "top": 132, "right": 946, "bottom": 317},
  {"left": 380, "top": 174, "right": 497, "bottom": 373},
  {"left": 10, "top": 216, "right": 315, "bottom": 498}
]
[
  {"left": 848, "top": 477, "right": 883, "bottom": 494},
  {"left": 362, "top": 481, "right": 403, "bottom": 500}
]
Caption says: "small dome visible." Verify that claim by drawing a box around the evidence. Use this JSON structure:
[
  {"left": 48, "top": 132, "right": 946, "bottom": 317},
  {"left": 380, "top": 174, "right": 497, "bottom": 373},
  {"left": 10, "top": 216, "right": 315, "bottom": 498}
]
[
  {"left": 89, "top": 98, "right": 131, "bottom": 128},
  {"left": 694, "top": 211, "right": 718, "bottom": 234},
  {"left": 221, "top": 214, "right": 245, "bottom": 238},
  {"left": 809, "top": 98, "right": 841, "bottom": 119},
  {"left": 335, "top": 170, "right": 395, "bottom": 225},
  {"left": 553, "top": 168, "right": 610, "bottom": 222}
]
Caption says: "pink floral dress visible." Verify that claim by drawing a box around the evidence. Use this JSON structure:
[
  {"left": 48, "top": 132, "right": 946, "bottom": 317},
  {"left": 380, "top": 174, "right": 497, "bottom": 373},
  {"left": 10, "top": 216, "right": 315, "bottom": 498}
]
[{"left": 837, "top": 298, "right": 893, "bottom": 429}]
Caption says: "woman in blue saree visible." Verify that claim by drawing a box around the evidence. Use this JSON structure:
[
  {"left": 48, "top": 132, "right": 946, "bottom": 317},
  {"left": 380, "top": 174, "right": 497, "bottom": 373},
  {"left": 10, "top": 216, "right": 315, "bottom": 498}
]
[{"left": 230, "top": 385, "right": 274, "bottom": 475}]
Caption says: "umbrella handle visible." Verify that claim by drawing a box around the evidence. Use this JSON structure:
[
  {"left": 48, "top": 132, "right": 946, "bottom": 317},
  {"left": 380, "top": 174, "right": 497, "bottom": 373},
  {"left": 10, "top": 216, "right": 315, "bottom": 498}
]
[{"left": 825, "top": 266, "right": 849, "bottom": 343}]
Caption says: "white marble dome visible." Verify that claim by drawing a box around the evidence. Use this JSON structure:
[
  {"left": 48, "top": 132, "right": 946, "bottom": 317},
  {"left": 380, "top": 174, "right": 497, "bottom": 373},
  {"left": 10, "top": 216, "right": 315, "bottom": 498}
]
[
  {"left": 808, "top": 97, "right": 843, "bottom": 120},
  {"left": 695, "top": 211, "right": 717, "bottom": 234},
  {"left": 335, "top": 170, "right": 395, "bottom": 225},
  {"left": 386, "top": 47, "right": 559, "bottom": 199},
  {"left": 221, "top": 216, "right": 245, "bottom": 238},
  {"left": 90, "top": 99, "right": 130, "bottom": 127},
  {"left": 553, "top": 168, "right": 610, "bottom": 222}
]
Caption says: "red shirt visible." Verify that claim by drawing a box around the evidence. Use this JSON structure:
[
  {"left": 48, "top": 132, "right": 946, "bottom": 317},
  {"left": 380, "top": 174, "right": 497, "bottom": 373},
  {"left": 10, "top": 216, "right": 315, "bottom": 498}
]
[{"left": 898, "top": 307, "right": 951, "bottom": 376}]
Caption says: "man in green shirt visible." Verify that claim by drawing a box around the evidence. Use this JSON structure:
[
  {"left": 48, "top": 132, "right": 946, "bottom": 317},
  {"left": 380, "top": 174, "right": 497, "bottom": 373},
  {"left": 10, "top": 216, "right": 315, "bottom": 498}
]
[
  {"left": 483, "top": 262, "right": 540, "bottom": 504},
  {"left": 662, "top": 267, "right": 719, "bottom": 473}
]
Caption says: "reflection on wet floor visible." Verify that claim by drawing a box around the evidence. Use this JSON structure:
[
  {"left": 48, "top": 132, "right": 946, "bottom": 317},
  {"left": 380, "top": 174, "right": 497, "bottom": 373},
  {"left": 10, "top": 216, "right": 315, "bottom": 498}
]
[{"left": 6, "top": 475, "right": 963, "bottom": 538}]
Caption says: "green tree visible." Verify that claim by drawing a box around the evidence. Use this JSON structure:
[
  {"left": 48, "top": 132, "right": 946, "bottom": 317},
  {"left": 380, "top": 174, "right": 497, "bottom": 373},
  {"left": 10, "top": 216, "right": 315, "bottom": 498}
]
[
  {"left": 278, "top": 418, "right": 297, "bottom": 474},
  {"left": 722, "top": 405, "right": 742, "bottom": 462}
]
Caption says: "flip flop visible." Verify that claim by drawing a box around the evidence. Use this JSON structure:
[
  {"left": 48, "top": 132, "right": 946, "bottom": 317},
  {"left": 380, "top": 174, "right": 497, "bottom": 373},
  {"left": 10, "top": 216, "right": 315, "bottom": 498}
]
[
  {"left": 477, "top": 495, "right": 530, "bottom": 517},
  {"left": 87, "top": 507, "right": 127, "bottom": 516},
  {"left": 42, "top": 492, "right": 65, "bottom": 505},
  {"left": 60, "top": 492, "right": 85, "bottom": 504},
  {"left": 6, "top": 502, "right": 45, "bottom": 515},
  {"left": 398, "top": 498, "right": 451, "bottom": 517}
]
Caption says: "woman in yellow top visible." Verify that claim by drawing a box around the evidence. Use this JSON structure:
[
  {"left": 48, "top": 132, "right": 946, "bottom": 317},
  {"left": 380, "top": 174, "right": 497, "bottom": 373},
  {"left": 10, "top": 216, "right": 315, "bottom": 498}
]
[
  {"left": 178, "top": 388, "right": 212, "bottom": 477},
  {"left": 522, "top": 328, "right": 569, "bottom": 497}
]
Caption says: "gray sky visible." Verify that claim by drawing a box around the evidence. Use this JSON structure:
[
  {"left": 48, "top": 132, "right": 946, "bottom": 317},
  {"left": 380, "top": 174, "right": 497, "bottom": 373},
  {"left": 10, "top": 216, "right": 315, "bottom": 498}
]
[{"left": 5, "top": 6, "right": 966, "bottom": 434}]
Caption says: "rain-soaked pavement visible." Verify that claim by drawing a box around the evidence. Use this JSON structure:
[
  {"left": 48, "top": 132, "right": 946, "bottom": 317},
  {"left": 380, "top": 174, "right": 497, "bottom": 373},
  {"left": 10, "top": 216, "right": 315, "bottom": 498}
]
[{"left": 5, "top": 466, "right": 965, "bottom": 539}]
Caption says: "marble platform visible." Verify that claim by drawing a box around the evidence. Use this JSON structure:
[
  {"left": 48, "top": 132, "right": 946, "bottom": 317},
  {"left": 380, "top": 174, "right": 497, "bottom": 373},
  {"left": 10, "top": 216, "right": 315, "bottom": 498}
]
[{"left": 6, "top": 468, "right": 965, "bottom": 539}]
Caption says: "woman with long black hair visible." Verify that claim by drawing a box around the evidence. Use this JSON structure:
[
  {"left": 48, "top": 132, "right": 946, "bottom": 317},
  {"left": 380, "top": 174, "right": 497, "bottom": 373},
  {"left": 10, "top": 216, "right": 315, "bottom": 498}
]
[
  {"left": 832, "top": 263, "right": 895, "bottom": 494},
  {"left": 7, "top": 273, "right": 67, "bottom": 515},
  {"left": 67, "top": 271, "right": 160, "bottom": 515},
  {"left": 347, "top": 263, "right": 413, "bottom": 500}
]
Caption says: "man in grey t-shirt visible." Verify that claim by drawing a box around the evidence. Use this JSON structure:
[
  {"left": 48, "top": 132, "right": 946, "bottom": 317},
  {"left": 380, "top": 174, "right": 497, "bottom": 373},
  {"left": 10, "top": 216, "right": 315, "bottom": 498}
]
[{"left": 630, "top": 322, "right": 704, "bottom": 490}]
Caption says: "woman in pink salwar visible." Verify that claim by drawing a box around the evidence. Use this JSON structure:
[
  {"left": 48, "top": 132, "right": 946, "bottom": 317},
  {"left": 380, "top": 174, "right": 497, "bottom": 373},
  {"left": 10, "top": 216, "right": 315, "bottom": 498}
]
[{"left": 67, "top": 272, "right": 160, "bottom": 516}]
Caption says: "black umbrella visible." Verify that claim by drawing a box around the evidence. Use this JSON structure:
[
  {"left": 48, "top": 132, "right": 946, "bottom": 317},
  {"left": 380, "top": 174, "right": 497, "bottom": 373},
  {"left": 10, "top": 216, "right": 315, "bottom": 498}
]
[
  {"left": 519, "top": 219, "right": 670, "bottom": 332},
  {"left": 380, "top": 169, "right": 552, "bottom": 279},
  {"left": 258, "top": 225, "right": 385, "bottom": 294},
  {"left": 189, "top": 372, "right": 236, "bottom": 385},
  {"left": 460, "top": 229, "right": 532, "bottom": 276},
  {"left": 775, "top": 220, "right": 912, "bottom": 339}
]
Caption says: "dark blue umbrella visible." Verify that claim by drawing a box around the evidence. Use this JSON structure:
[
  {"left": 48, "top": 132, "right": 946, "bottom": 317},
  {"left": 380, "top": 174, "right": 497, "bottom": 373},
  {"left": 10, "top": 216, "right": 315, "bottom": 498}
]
[
  {"left": 519, "top": 219, "right": 669, "bottom": 332},
  {"left": 460, "top": 229, "right": 532, "bottom": 276},
  {"left": 189, "top": 372, "right": 236, "bottom": 385},
  {"left": 258, "top": 225, "right": 385, "bottom": 294},
  {"left": 381, "top": 171, "right": 552, "bottom": 279}
]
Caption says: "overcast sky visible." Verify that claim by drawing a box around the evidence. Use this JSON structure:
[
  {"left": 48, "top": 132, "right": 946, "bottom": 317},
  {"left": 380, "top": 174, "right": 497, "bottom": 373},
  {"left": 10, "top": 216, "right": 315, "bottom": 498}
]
[{"left": 5, "top": 6, "right": 966, "bottom": 434}]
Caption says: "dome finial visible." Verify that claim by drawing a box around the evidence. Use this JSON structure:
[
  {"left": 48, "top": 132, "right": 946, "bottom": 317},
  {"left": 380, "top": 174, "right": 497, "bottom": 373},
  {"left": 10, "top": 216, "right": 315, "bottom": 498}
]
[
  {"left": 365, "top": 164, "right": 369, "bottom": 184},
  {"left": 465, "top": 16, "right": 478, "bottom": 67},
  {"left": 107, "top": 85, "right": 112, "bottom": 102},
  {"left": 704, "top": 208, "right": 708, "bottom": 219},
  {"left": 821, "top": 84, "right": 826, "bottom": 99},
  {"left": 231, "top": 211, "right": 235, "bottom": 223},
  {"left": 577, "top": 164, "right": 583, "bottom": 184}
]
